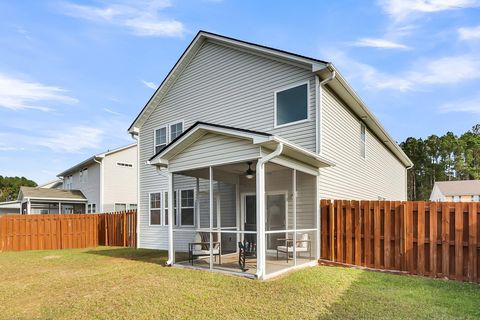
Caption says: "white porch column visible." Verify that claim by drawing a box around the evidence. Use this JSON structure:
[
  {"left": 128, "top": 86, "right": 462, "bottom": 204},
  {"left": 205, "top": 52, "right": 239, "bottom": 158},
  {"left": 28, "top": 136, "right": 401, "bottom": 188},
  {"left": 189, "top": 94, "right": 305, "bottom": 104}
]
[
  {"left": 315, "top": 174, "right": 321, "bottom": 260},
  {"left": 209, "top": 166, "right": 213, "bottom": 270},
  {"left": 27, "top": 199, "right": 31, "bottom": 215},
  {"left": 293, "top": 169, "right": 297, "bottom": 266},
  {"left": 256, "top": 161, "right": 266, "bottom": 279},
  {"left": 167, "top": 172, "right": 174, "bottom": 265}
]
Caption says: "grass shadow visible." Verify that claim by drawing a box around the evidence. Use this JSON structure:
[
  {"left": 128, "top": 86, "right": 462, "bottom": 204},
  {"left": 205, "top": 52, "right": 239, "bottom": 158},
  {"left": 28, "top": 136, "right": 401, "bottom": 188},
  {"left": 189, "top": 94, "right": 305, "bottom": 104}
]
[
  {"left": 85, "top": 247, "right": 168, "bottom": 266},
  {"left": 317, "top": 266, "right": 480, "bottom": 320}
]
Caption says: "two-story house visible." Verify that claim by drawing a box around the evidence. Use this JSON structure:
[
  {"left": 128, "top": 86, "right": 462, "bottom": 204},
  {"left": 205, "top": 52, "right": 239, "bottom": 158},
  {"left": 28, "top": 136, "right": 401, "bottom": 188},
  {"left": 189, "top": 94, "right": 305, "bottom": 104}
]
[
  {"left": 128, "top": 31, "right": 412, "bottom": 279},
  {"left": 57, "top": 143, "right": 138, "bottom": 213}
]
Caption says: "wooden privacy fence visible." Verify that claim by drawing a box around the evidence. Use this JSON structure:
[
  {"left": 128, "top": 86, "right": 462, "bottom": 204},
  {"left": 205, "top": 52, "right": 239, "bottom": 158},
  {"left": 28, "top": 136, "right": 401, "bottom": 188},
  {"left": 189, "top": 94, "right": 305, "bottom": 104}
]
[
  {"left": 320, "top": 200, "right": 480, "bottom": 283},
  {"left": 0, "top": 210, "right": 136, "bottom": 251}
]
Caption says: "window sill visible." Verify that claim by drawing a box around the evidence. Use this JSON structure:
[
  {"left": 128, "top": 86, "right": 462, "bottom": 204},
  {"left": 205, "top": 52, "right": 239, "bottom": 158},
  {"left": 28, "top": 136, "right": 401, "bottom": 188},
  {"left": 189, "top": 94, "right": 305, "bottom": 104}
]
[{"left": 273, "top": 118, "right": 311, "bottom": 129}]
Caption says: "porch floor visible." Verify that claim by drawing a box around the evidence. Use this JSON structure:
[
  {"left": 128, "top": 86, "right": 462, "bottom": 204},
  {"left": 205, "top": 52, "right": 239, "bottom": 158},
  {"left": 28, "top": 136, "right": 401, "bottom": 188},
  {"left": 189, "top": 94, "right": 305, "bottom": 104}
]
[{"left": 175, "top": 251, "right": 314, "bottom": 276}]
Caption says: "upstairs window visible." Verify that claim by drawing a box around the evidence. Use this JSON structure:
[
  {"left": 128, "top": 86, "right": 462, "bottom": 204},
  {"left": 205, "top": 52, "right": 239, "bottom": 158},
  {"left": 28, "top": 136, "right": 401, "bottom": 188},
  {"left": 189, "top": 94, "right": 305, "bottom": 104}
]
[
  {"left": 117, "top": 162, "right": 133, "bottom": 168},
  {"left": 275, "top": 83, "right": 308, "bottom": 127},
  {"left": 154, "top": 126, "right": 167, "bottom": 154},
  {"left": 80, "top": 168, "right": 88, "bottom": 184},
  {"left": 65, "top": 175, "right": 73, "bottom": 189},
  {"left": 360, "top": 124, "right": 366, "bottom": 159},
  {"left": 170, "top": 122, "right": 183, "bottom": 141}
]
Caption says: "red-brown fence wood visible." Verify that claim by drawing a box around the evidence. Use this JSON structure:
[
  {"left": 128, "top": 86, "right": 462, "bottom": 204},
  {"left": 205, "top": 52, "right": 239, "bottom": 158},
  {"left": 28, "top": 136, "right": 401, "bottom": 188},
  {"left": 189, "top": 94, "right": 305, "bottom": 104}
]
[
  {"left": 320, "top": 200, "right": 480, "bottom": 283},
  {"left": 0, "top": 210, "right": 136, "bottom": 251}
]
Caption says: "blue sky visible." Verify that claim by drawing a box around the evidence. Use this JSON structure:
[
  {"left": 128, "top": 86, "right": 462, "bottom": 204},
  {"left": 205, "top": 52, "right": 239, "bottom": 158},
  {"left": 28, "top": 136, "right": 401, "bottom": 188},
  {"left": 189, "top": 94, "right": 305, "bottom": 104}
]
[{"left": 1, "top": 0, "right": 480, "bottom": 184}]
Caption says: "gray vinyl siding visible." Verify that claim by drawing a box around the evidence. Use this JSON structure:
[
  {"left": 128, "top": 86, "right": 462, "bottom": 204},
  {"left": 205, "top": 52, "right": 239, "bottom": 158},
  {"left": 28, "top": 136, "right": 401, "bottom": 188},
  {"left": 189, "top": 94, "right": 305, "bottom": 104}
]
[
  {"left": 64, "top": 162, "right": 101, "bottom": 212},
  {"left": 319, "top": 88, "right": 407, "bottom": 200},
  {"left": 169, "top": 133, "right": 261, "bottom": 172},
  {"left": 138, "top": 40, "right": 317, "bottom": 249}
]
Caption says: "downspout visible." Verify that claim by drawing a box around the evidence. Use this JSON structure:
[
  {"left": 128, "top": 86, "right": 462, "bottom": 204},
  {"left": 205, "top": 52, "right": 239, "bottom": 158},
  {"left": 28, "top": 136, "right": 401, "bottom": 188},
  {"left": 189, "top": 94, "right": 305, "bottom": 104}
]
[
  {"left": 316, "top": 69, "right": 336, "bottom": 154},
  {"left": 93, "top": 157, "right": 104, "bottom": 212},
  {"left": 255, "top": 142, "right": 284, "bottom": 279},
  {"left": 131, "top": 133, "right": 140, "bottom": 248},
  {"left": 405, "top": 163, "right": 414, "bottom": 200}
]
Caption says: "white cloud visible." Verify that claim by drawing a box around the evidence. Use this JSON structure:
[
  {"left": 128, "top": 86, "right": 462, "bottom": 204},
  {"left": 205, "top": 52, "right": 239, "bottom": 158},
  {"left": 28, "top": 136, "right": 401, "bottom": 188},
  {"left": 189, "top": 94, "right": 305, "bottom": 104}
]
[
  {"left": 36, "top": 126, "right": 104, "bottom": 153},
  {"left": 103, "top": 107, "right": 123, "bottom": 116},
  {"left": 0, "top": 73, "right": 78, "bottom": 111},
  {"left": 440, "top": 96, "right": 480, "bottom": 113},
  {"left": 408, "top": 55, "right": 480, "bottom": 85},
  {"left": 141, "top": 79, "right": 157, "bottom": 89},
  {"left": 379, "top": 0, "right": 480, "bottom": 21},
  {"left": 351, "top": 38, "right": 411, "bottom": 49},
  {"left": 61, "top": 0, "right": 185, "bottom": 37},
  {"left": 458, "top": 25, "right": 480, "bottom": 40},
  {"left": 329, "top": 49, "right": 480, "bottom": 92}
]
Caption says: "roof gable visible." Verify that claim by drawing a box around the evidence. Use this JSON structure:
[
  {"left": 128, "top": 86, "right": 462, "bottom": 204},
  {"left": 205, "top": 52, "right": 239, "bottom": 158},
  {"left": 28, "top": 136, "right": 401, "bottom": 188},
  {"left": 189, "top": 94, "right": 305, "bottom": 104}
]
[
  {"left": 434, "top": 180, "right": 480, "bottom": 196},
  {"left": 128, "top": 30, "right": 328, "bottom": 133}
]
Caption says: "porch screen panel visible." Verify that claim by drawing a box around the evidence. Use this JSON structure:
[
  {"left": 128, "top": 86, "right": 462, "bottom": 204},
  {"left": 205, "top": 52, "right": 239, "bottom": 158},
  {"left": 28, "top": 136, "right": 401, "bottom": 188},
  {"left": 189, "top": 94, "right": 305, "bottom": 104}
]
[{"left": 295, "top": 170, "right": 316, "bottom": 230}]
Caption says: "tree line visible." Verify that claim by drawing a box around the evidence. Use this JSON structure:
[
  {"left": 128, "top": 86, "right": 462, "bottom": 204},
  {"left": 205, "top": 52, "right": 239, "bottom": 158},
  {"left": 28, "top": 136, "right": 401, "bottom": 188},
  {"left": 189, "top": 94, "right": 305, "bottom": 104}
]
[
  {"left": 400, "top": 124, "right": 480, "bottom": 200},
  {"left": 0, "top": 176, "right": 37, "bottom": 202}
]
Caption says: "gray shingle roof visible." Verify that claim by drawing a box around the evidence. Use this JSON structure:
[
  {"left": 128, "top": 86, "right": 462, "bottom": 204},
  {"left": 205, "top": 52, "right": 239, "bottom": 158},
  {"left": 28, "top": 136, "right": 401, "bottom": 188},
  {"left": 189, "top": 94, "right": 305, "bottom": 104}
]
[
  {"left": 435, "top": 180, "right": 480, "bottom": 196},
  {"left": 19, "top": 187, "right": 87, "bottom": 201}
]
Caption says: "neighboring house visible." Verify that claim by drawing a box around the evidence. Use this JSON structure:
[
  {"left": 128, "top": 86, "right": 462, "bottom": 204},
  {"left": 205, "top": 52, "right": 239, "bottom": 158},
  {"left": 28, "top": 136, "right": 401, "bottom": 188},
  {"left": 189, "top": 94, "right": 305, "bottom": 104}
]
[
  {"left": 430, "top": 180, "right": 480, "bottom": 202},
  {"left": 0, "top": 200, "right": 21, "bottom": 215},
  {"left": 38, "top": 179, "right": 63, "bottom": 189},
  {"left": 18, "top": 187, "right": 87, "bottom": 214},
  {"left": 57, "top": 143, "right": 138, "bottom": 213},
  {"left": 128, "top": 31, "right": 412, "bottom": 279}
]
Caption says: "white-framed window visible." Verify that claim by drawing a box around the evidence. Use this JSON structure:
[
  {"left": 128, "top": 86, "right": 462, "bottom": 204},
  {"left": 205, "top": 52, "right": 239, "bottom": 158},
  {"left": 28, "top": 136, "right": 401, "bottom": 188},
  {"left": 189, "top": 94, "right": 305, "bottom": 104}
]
[
  {"left": 154, "top": 121, "right": 184, "bottom": 155},
  {"left": 473, "top": 195, "right": 480, "bottom": 202},
  {"left": 170, "top": 122, "right": 183, "bottom": 141},
  {"left": 154, "top": 126, "right": 168, "bottom": 154},
  {"left": 453, "top": 196, "right": 460, "bottom": 202},
  {"left": 180, "top": 189, "right": 195, "bottom": 226},
  {"left": 129, "top": 203, "right": 137, "bottom": 210},
  {"left": 274, "top": 82, "right": 309, "bottom": 127},
  {"left": 80, "top": 168, "right": 88, "bottom": 184},
  {"left": 87, "top": 203, "right": 96, "bottom": 213},
  {"left": 117, "top": 162, "right": 133, "bottom": 168},
  {"left": 164, "top": 191, "right": 169, "bottom": 226},
  {"left": 360, "top": 124, "right": 366, "bottom": 159},
  {"left": 149, "top": 193, "right": 161, "bottom": 225},
  {"left": 115, "top": 203, "right": 127, "bottom": 212},
  {"left": 65, "top": 175, "right": 73, "bottom": 189}
]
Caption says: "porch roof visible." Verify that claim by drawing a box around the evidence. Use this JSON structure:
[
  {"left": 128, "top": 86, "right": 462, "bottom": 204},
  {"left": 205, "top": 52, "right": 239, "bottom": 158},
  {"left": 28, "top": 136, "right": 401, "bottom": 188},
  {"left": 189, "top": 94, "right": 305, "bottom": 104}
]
[
  {"left": 18, "top": 187, "right": 88, "bottom": 202},
  {"left": 148, "top": 122, "right": 334, "bottom": 169}
]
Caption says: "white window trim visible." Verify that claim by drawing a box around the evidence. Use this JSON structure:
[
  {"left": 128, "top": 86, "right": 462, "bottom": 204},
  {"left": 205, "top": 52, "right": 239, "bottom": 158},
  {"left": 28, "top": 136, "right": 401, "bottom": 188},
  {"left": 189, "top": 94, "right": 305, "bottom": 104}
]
[
  {"left": 178, "top": 188, "right": 195, "bottom": 228},
  {"left": 273, "top": 81, "right": 311, "bottom": 129},
  {"left": 153, "top": 125, "right": 168, "bottom": 154},
  {"left": 148, "top": 192, "right": 162, "bottom": 227},
  {"left": 153, "top": 120, "right": 185, "bottom": 155},
  {"left": 360, "top": 123, "right": 367, "bottom": 160},
  {"left": 114, "top": 202, "right": 127, "bottom": 212},
  {"left": 169, "top": 120, "right": 185, "bottom": 142}
]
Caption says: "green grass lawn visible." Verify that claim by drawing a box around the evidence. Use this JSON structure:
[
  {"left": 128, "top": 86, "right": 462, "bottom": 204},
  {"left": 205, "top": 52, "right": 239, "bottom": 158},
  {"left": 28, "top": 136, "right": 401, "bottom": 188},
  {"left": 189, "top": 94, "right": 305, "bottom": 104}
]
[{"left": 0, "top": 247, "right": 479, "bottom": 319}]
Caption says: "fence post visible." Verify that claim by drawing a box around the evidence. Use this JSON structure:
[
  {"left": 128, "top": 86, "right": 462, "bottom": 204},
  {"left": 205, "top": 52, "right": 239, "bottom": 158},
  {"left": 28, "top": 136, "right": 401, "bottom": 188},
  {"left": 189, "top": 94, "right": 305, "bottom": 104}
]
[
  {"left": 123, "top": 211, "right": 127, "bottom": 247},
  {"left": 105, "top": 213, "right": 109, "bottom": 246},
  {"left": 330, "top": 200, "right": 335, "bottom": 261}
]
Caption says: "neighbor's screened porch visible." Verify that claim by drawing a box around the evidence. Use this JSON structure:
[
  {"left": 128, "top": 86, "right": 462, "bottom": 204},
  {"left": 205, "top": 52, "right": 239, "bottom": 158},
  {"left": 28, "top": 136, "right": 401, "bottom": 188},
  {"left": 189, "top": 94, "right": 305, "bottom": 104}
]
[{"left": 168, "top": 160, "right": 319, "bottom": 279}]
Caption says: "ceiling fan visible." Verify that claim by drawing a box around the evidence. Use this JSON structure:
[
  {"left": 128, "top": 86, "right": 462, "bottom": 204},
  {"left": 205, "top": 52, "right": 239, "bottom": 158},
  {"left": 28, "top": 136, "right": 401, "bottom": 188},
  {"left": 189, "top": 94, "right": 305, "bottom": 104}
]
[{"left": 245, "top": 162, "right": 255, "bottom": 179}]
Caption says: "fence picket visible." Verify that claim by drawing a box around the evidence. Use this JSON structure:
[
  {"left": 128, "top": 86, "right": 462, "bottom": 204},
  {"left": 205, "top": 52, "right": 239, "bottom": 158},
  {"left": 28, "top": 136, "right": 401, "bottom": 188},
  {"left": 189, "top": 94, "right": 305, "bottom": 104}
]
[
  {"left": 0, "top": 210, "right": 136, "bottom": 252},
  {"left": 320, "top": 200, "right": 480, "bottom": 283}
]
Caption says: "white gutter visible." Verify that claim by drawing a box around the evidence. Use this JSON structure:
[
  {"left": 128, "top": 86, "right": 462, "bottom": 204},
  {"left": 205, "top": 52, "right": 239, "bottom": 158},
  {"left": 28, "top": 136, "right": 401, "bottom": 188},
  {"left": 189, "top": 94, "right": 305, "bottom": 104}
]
[
  {"left": 93, "top": 158, "right": 104, "bottom": 212},
  {"left": 316, "top": 68, "right": 336, "bottom": 154},
  {"left": 255, "top": 142, "right": 283, "bottom": 279}
]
